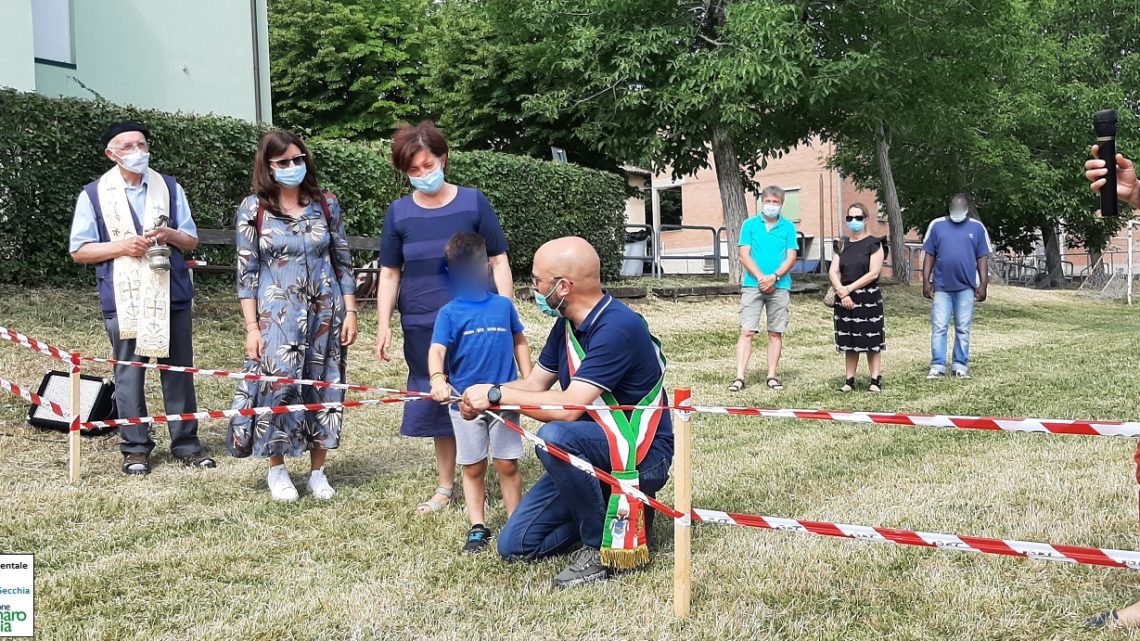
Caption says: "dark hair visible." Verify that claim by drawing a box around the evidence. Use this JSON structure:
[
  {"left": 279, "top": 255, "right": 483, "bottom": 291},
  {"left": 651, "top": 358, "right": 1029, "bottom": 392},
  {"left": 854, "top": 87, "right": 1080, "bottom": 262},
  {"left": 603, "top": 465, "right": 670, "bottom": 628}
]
[
  {"left": 391, "top": 120, "right": 449, "bottom": 173},
  {"left": 252, "top": 130, "right": 322, "bottom": 214},
  {"left": 444, "top": 232, "right": 487, "bottom": 265}
]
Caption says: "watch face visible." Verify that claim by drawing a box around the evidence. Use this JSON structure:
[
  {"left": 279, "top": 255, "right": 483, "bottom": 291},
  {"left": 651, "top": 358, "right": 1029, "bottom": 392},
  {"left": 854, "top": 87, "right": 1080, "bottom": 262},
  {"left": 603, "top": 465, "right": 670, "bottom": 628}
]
[{"left": 488, "top": 387, "right": 501, "bottom": 404}]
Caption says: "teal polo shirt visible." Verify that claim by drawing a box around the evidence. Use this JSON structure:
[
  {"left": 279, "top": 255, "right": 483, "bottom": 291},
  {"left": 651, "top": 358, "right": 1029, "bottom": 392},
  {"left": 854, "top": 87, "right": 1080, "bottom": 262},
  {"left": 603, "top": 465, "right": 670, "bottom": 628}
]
[{"left": 739, "top": 215, "right": 798, "bottom": 289}]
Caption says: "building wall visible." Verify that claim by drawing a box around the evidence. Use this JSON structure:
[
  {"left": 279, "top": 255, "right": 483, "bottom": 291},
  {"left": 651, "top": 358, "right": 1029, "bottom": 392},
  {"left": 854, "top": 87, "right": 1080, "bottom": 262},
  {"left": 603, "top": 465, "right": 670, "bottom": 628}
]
[
  {"left": 0, "top": 1, "right": 36, "bottom": 92},
  {"left": 625, "top": 173, "right": 648, "bottom": 225},
  {"left": 32, "top": 0, "right": 271, "bottom": 123},
  {"left": 651, "top": 138, "right": 883, "bottom": 274}
]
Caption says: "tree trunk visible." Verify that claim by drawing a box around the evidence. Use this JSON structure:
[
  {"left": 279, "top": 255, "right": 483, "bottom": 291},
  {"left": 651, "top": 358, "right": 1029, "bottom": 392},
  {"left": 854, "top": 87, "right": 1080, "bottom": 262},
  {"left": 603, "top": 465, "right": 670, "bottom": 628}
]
[
  {"left": 875, "top": 123, "right": 909, "bottom": 284},
  {"left": 1041, "top": 222, "right": 1064, "bottom": 288},
  {"left": 711, "top": 126, "right": 751, "bottom": 283}
]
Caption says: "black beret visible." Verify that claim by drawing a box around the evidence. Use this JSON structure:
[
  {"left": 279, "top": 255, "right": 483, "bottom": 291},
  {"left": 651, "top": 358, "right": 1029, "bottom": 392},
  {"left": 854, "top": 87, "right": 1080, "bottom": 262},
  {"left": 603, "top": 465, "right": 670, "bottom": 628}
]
[{"left": 101, "top": 121, "right": 150, "bottom": 148}]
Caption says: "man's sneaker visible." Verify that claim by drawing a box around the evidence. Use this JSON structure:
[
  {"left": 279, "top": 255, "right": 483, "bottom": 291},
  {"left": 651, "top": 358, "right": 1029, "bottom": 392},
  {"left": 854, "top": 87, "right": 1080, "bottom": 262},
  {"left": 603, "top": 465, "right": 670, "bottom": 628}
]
[
  {"left": 462, "top": 524, "right": 492, "bottom": 554},
  {"left": 953, "top": 369, "right": 971, "bottom": 379},
  {"left": 307, "top": 467, "right": 336, "bottom": 500},
  {"left": 267, "top": 464, "right": 299, "bottom": 502},
  {"left": 926, "top": 368, "right": 946, "bottom": 380},
  {"left": 552, "top": 546, "right": 611, "bottom": 588}
]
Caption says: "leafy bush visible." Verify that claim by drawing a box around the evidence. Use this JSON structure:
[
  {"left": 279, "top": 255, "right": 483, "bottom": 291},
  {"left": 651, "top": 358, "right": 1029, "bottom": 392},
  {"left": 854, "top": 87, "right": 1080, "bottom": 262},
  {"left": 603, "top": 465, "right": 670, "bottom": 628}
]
[{"left": 0, "top": 89, "right": 628, "bottom": 285}]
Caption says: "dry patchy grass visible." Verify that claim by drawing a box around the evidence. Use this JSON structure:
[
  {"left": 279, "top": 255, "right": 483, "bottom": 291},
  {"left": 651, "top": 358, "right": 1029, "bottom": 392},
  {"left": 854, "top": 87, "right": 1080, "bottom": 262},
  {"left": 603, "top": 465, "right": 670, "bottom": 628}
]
[{"left": 1, "top": 281, "right": 1140, "bottom": 640}]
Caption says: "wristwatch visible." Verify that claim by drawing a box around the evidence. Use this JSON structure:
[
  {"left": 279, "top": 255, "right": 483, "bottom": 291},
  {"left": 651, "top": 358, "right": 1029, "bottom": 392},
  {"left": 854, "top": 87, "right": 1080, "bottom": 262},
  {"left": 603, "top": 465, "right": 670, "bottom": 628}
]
[{"left": 487, "top": 385, "right": 503, "bottom": 405}]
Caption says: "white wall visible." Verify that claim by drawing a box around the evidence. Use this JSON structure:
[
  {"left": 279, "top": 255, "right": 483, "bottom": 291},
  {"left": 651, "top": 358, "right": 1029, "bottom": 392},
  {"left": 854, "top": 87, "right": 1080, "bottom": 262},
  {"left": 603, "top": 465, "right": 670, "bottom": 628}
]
[
  {"left": 0, "top": 0, "right": 37, "bottom": 91},
  {"left": 34, "top": 0, "right": 271, "bottom": 123}
]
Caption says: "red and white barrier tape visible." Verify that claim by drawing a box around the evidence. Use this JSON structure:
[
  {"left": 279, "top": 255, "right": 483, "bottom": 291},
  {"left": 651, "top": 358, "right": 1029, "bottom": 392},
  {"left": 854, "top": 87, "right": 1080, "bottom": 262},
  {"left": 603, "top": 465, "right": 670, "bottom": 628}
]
[
  {"left": 80, "top": 395, "right": 422, "bottom": 430},
  {"left": 0, "top": 324, "right": 428, "bottom": 398},
  {"left": 493, "top": 404, "right": 1140, "bottom": 438},
  {"left": 6, "top": 324, "right": 1140, "bottom": 438},
  {"left": 483, "top": 408, "right": 1140, "bottom": 571},
  {"left": 0, "top": 374, "right": 66, "bottom": 418},
  {"left": 690, "top": 509, "right": 1140, "bottom": 570}
]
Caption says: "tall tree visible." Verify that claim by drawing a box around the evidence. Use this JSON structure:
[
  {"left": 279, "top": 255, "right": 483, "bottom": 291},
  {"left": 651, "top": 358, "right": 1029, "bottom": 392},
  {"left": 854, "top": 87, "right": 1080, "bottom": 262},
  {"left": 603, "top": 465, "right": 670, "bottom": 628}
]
[
  {"left": 823, "top": 0, "right": 1139, "bottom": 286},
  {"left": 429, "top": 0, "right": 830, "bottom": 282},
  {"left": 810, "top": 0, "right": 1025, "bottom": 283},
  {"left": 269, "top": 0, "right": 430, "bottom": 139}
]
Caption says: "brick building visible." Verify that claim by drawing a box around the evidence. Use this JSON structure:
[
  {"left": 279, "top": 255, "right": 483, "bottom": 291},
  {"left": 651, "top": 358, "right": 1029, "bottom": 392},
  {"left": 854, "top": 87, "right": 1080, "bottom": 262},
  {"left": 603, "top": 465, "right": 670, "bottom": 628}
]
[{"left": 627, "top": 138, "right": 887, "bottom": 276}]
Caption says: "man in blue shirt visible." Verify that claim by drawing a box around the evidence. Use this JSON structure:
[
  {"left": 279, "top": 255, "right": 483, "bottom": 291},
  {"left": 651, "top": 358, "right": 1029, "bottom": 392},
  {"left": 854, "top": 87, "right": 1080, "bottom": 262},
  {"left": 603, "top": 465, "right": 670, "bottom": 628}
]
[
  {"left": 921, "top": 193, "right": 991, "bottom": 379},
  {"left": 460, "top": 236, "right": 671, "bottom": 588},
  {"left": 731, "top": 186, "right": 799, "bottom": 392},
  {"left": 69, "top": 121, "right": 213, "bottom": 475}
]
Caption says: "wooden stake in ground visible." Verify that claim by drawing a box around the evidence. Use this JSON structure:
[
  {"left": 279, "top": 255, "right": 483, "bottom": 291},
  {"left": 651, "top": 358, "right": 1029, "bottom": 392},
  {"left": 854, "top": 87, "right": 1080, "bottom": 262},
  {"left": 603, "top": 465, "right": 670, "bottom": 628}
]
[
  {"left": 673, "top": 386, "right": 693, "bottom": 618},
  {"left": 69, "top": 362, "right": 81, "bottom": 481}
]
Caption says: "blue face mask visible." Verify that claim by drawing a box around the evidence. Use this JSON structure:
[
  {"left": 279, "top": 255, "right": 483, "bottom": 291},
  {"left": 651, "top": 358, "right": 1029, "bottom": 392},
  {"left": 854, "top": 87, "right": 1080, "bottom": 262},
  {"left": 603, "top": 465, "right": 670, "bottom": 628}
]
[
  {"left": 274, "top": 164, "right": 307, "bottom": 187},
  {"left": 761, "top": 203, "right": 781, "bottom": 219},
  {"left": 847, "top": 219, "right": 865, "bottom": 233},
  {"left": 409, "top": 167, "right": 445, "bottom": 194},
  {"left": 533, "top": 279, "right": 566, "bottom": 317}
]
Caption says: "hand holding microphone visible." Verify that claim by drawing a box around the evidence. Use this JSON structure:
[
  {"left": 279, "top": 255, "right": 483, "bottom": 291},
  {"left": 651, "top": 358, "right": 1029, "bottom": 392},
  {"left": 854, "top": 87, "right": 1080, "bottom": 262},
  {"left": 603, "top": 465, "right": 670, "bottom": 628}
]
[{"left": 1086, "top": 109, "right": 1140, "bottom": 213}]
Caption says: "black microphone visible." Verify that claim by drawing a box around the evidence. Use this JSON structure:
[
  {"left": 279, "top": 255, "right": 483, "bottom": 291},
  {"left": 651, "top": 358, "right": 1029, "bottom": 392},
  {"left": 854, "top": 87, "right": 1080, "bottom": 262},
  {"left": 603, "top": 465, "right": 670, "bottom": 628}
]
[{"left": 1094, "top": 109, "right": 1118, "bottom": 217}]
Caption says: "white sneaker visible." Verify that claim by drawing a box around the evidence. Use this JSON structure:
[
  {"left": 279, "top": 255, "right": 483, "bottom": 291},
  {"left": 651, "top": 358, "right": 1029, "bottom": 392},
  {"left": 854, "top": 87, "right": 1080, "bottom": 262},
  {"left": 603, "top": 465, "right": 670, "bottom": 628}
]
[
  {"left": 267, "top": 464, "right": 299, "bottom": 502},
  {"left": 953, "top": 369, "right": 971, "bottom": 379},
  {"left": 307, "top": 467, "right": 336, "bottom": 500},
  {"left": 927, "top": 368, "right": 946, "bottom": 379}
]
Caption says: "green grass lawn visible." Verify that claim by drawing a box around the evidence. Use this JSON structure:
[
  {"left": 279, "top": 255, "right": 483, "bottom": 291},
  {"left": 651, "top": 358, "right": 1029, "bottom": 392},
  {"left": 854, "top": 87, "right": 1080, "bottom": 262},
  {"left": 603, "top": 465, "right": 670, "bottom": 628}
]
[{"left": 2, "top": 281, "right": 1140, "bottom": 640}]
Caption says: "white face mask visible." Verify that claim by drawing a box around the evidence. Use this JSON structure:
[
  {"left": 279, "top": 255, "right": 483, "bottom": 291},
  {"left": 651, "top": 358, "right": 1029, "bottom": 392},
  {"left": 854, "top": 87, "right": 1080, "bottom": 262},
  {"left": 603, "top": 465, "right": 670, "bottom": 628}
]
[
  {"left": 115, "top": 150, "right": 150, "bottom": 175},
  {"left": 949, "top": 208, "right": 968, "bottom": 223}
]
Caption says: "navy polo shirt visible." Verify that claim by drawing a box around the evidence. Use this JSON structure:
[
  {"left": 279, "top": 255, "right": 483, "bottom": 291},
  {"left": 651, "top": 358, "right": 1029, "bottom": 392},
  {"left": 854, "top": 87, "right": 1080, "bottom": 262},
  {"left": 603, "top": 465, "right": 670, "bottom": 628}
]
[{"left": 537, "top": 293, "right": 672, "bottom": 444}]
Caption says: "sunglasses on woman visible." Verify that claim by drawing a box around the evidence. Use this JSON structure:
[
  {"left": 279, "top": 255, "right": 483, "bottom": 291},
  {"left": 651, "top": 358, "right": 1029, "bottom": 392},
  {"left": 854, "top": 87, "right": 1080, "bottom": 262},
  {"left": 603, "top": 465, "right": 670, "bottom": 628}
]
[
  {"left": 845, "top": 215, "right": 865, "bottom": 222},
  {"left": 269, "top": 154, "right": 306, "bottom": 169}
]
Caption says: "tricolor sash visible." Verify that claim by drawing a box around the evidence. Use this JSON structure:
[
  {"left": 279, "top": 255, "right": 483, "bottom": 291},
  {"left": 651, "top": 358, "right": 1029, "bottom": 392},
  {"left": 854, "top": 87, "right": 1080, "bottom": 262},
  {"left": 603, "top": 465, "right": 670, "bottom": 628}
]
[
  {"left": 96, "top": 167, "right": 171, "bottom": 357},
  {"left": 564, "top": 315, "right": 666, "bottom": 570}
]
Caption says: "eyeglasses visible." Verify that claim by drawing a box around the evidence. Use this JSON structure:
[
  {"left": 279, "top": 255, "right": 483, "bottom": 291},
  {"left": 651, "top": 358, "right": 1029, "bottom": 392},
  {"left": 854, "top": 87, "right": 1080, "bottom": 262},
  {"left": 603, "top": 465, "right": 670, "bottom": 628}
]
[
  {"left": 110, "top": 140, "right": 149, "bottom": 154},
  {"left": 530, "top": 275, "right": 570, "bottom": 290},
  {"left": 845, "top": 216, "right": 865, "bottom": 222},
  {"left": 269, "top": 154, "right": 306, "bottom": 169}
]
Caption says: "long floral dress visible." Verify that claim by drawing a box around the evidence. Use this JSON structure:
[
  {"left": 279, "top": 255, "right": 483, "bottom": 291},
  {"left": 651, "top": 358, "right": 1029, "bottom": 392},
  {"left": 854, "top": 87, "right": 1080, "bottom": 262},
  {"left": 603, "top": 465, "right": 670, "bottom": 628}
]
[{"left": 228, "top": 193, "right": 356, "bottom": 458}]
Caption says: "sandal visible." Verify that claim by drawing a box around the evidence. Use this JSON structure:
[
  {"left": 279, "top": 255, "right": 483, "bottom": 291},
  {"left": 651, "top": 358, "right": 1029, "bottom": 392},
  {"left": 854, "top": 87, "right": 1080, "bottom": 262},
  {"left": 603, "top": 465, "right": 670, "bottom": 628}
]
[
  {"left": 122, "top": 453, "right": 151, "bottom": 476},
  {"left": 840, "top": 377, "right": 855, "bottom": 393},
  {"left": 868, "top": 376, "right": 883, "bottom": 394},
  {"left": 1084, "top": 609, "right": 1120, "bottom": 629},
  {"left": 416, "top": 486, "right": 453, "bottom": 514},
  {"left": 766, "top": 377, "right": 784, "bottom": 391},
  {"left": 178, "top": 455, "right": 217, "bottom": 469},
  {"left": 727, "top": 378, "right": 745, "bottom": 392}
]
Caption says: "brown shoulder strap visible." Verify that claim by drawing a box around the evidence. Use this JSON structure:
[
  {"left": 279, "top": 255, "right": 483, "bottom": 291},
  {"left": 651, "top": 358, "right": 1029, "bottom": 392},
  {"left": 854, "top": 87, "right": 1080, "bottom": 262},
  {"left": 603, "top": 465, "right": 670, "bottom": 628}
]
[{"left": 319, "top": 191, "right": 333, "bottom": 227}]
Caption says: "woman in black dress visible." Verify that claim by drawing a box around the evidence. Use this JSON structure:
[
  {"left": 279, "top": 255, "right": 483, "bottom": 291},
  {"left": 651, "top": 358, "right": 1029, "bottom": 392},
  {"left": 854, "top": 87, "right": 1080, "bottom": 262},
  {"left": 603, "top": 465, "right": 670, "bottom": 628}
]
[{"left": 828, "top": 203, "right": 886, "bottom": 392}]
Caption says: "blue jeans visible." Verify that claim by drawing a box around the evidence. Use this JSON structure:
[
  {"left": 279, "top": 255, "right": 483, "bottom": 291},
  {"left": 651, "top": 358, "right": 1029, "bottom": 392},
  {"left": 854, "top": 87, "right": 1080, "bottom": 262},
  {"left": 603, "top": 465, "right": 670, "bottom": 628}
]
[
  {"left": 497, "top": 420, "right": 673, "bottom": 559},
  {"left": 930, "top": 289, "right": 975, "bottom": 373}
]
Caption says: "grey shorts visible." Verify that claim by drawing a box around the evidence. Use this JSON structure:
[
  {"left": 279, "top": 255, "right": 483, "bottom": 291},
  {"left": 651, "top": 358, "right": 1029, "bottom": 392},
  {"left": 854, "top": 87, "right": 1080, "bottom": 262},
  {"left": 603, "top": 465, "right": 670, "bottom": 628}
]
[
  {"left": 740, "top": 287, "right": 791, "bottom": 334},
  {"left": 449, "top": 408, "right": 524, "bottom": 465}
]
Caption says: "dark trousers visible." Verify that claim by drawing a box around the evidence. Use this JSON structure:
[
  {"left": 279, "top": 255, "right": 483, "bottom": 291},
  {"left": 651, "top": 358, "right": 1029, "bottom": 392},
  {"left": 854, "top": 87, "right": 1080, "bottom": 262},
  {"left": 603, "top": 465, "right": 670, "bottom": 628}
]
[
  {"left": 497, "top": 420, "right": 672, "bottom": 559},
  {"left": 103, "top": 307, "right": 202, "bottom": 457}
]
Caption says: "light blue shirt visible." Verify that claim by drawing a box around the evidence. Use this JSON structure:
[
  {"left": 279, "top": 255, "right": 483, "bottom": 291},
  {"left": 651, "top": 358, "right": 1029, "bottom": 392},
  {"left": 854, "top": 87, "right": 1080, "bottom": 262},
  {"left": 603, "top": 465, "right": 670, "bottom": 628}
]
[
  {"left": 739, "top": 215, "right": 798, "bottom": 290},
  {"left": 69, "top": 172, "right": 197, "bottom": 253}
]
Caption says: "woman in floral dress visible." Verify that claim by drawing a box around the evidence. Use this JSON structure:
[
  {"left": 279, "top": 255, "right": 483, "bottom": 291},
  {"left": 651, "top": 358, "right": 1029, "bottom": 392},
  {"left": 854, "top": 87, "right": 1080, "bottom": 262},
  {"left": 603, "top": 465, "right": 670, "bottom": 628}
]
[{"left": 229, "top": 130, "right": 358, "bottom": 502}]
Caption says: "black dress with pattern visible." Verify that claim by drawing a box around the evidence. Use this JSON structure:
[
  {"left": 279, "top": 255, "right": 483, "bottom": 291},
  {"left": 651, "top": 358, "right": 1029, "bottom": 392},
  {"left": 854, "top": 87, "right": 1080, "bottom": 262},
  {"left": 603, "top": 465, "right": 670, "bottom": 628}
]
[{"left": 833, "top": 236, "right": 887, "bottom": 353}]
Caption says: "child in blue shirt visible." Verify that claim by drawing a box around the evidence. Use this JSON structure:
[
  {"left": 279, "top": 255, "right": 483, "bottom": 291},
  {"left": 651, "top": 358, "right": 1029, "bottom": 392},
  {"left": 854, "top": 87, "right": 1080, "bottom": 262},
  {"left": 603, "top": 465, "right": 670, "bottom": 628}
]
[{"left": 429, "top": 232, "right": 531, "bottom": 553}]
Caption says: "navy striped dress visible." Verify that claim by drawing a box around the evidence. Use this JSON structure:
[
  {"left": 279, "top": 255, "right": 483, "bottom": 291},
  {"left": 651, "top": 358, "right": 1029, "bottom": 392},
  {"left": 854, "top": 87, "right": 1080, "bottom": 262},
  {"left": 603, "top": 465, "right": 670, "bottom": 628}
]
[{"left": 380, "top": 187, "right": 509, "bottom": 437}]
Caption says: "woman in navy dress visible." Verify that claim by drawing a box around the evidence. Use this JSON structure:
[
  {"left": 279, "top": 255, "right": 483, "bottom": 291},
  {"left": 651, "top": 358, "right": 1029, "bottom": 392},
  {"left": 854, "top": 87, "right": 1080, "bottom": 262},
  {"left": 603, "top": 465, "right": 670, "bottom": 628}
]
[{"left": 375, "top": 121, "right": 514, "bottom": 514}]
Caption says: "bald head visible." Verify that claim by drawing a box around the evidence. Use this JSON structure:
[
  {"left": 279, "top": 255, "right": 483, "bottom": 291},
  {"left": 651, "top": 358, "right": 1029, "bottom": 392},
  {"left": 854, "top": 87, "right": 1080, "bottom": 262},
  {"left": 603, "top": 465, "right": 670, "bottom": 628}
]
[{"left": 534, "top": 236, "right": 601, "bottom": 285}]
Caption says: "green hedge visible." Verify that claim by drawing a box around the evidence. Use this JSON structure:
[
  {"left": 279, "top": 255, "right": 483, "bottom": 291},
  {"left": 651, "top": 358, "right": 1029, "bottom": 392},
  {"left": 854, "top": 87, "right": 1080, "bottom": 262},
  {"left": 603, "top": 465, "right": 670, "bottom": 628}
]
[{"left": 0, "top": 89, "right": 627, "bottom": 285}]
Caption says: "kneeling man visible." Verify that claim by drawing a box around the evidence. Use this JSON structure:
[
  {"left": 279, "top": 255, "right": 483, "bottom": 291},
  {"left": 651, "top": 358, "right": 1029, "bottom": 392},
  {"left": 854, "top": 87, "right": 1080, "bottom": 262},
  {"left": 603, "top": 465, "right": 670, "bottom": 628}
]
[{"left": 461, "top": 236, "right": 671, "bottom": 588}]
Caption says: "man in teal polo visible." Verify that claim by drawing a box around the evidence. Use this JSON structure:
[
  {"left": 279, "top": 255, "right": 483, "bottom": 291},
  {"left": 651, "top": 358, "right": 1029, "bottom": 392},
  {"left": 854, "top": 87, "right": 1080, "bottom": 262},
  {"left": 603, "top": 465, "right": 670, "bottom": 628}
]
[{"left": 729, "top": 186, "right": 798, "bottom": 392}]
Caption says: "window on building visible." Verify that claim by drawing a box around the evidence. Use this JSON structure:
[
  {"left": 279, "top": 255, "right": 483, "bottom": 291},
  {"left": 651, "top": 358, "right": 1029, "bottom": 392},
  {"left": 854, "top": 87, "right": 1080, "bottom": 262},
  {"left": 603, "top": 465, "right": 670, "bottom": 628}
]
[
  {"left": 32, "top": 0, "right": 75, "bottom": 67},
  {"left": 658, "top": 186, "right": 683, "bottom": 228},
  {"left": 781, "top": 188, "right": 801, "bottom": 222}
]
